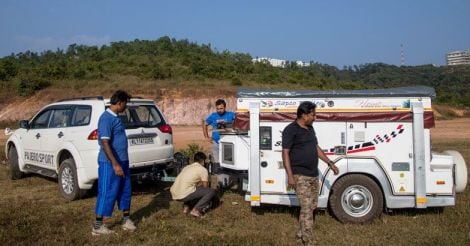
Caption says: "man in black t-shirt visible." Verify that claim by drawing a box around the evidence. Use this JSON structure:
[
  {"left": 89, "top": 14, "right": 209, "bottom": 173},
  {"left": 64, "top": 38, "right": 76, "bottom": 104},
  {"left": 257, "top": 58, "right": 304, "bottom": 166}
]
[{"left": 282, "top": 101, "right": 339, "bottom": 245}]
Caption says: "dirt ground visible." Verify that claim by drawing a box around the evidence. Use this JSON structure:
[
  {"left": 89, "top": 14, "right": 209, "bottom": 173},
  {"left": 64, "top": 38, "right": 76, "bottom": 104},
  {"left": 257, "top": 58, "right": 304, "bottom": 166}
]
[
  {"left": 172, "top": 125, "right": 211, "bottom": 151},
  {"left": 0, "top": 119, "right": 469, "bottom": 245},
  {"left": 172, "top": 118, "right": 470, "bottom": 150},
  {"left": 1, "top": 118, "right": 468, "bottom": 151},
  {"left": 431, "top": 118, "right": 470, "bottom": 142}
]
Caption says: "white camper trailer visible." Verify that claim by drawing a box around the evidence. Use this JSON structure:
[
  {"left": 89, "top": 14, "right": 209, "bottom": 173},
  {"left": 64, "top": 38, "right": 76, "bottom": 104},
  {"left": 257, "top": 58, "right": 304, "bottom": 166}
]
[{"left": 217, "top": 86, "right": 467, "bottom": 223}]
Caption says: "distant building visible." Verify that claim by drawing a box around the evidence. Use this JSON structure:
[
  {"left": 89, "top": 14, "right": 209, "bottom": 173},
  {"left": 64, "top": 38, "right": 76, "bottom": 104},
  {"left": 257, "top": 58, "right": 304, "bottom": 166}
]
[
  {"left": 252, "top": 57, "right": 309, "bottom": 68},
  {"left": 446, "top": 50, "right": 470, "bottom": 66},
  {"left": 252, "top": 57, "right": 287, "bottom": 67}
]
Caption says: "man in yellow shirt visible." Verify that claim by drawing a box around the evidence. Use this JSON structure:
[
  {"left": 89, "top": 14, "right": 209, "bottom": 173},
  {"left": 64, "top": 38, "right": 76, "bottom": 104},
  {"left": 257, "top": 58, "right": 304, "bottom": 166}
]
[{"left": 170, "top": 152, "right": 215, "bottom": 218}]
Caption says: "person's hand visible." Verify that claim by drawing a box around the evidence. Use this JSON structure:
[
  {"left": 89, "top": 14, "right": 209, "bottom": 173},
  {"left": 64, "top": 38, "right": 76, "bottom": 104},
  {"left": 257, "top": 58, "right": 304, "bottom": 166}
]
[
  {"left": 287, "top": 176, "right": 296, "bottom": 190},
  {"left": 206, "top": 138, "right": 213, "bottom": 144},
  {"left": 112, "top": 163, "right": 124, "bottom": 177},
  {"left": 330, "top": 164, "right": 340, "bottom": 175}
]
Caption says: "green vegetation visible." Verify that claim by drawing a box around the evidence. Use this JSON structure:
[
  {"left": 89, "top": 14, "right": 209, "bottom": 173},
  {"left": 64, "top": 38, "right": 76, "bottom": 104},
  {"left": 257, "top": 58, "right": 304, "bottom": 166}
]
[
  {"left": 178, "top": 143, "right": 205, "bottom": 162},
  {"left": 1, "top": 36, "right": 469, "bottom": 105}
]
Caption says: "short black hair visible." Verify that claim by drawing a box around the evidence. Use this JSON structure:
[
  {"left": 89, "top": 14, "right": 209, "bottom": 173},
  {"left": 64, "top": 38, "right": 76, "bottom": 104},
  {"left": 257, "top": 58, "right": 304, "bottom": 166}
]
[
  {"left": 297, "top": 101, "right": 316, "bottom": 118},
  {"left": 215, "top": 99, "right": 226, "bottom": 107},
  {"left": 194, "top": 152, "right": 207, "bottom": 163},
  {"left": 110, "top": 90, "right": 131, "bottom": 105}
]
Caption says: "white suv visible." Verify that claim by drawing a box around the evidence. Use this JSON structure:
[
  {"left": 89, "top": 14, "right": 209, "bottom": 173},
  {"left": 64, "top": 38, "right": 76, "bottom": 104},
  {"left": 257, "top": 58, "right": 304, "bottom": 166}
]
[{"left": 5, "top": 96, "right": 174, "bottom": 200}]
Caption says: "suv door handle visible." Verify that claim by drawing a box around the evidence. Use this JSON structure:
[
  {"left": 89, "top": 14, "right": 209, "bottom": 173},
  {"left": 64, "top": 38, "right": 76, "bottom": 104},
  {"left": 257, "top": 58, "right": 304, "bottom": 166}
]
[
  {"left": 58, "top": 132, "right": 64, "bottom": 138},
  {"left": 35, "top": 133, "right": 41, "bottom": 139}
]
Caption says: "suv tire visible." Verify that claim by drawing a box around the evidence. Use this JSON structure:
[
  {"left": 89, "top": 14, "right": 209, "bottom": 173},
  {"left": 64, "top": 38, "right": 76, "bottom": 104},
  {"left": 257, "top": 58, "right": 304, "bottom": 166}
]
[
  {"left": 58, "top": 158, "right": 87, "bottom": 200},
  {"left": 8, "top": 146, "right": 24, "bottom": 180}
]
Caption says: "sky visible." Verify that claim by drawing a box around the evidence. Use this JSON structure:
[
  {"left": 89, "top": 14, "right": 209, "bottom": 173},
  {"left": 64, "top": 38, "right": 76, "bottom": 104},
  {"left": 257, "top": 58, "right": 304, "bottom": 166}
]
[{"left": 1, "top": 0, "right": 469, "bottom": 68}]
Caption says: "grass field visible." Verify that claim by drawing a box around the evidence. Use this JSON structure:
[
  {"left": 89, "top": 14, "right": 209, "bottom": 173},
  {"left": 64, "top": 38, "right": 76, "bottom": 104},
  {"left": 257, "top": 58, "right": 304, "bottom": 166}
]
[{"left": 0, "top": 139, "right": 469, "bottom": 245}]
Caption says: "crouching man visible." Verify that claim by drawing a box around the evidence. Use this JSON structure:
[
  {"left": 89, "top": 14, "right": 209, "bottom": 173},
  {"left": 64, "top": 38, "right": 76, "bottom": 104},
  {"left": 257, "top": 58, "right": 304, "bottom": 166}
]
[{"left": 170, "top": 152, "right": 216, "bottom": 218}]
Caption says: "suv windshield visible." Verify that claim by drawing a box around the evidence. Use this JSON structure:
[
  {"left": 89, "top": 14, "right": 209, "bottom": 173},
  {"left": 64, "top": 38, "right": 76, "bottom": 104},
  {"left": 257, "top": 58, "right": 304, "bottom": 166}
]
[{"left": 112, "top": 105, "right": 165, "bottom": 129}]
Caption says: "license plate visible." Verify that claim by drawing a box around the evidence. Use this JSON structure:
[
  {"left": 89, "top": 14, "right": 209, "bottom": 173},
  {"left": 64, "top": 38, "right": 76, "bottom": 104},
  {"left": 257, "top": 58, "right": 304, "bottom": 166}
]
[{"left": 129, "top": 137, "right": 154, "bottom": 146}]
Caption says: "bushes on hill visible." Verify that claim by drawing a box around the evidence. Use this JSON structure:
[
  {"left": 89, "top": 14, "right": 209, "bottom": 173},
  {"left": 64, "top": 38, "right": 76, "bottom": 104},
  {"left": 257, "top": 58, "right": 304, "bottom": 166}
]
[{"left": 0, "top": 36, "right": 469, "bottom": 105}]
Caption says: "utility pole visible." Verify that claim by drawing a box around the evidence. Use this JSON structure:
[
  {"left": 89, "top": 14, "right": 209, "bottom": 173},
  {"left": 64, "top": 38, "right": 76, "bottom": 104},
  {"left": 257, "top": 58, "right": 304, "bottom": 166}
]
[{"left": 400, "top": 44, "right": 405, "bottom": 66}]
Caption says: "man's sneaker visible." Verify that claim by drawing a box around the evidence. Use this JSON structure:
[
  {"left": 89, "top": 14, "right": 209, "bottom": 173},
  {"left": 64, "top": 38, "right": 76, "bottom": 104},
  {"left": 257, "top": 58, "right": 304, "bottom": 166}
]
[
  {"left": 92, "top": 225, "right": 115, "bottom": 236},
  {"left": 122, "top": 219, "right": 136, "bottom": 231}
]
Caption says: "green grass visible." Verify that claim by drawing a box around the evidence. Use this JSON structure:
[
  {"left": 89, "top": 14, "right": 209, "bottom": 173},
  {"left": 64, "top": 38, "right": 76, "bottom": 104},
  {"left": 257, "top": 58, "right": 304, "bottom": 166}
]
[{"left": 0, "top": 141, "right": 469, "bottom": 245}]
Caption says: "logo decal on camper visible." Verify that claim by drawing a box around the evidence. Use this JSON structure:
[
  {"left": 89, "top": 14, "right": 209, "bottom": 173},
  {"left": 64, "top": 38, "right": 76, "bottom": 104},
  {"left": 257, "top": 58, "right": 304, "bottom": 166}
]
[
  {"left": 261, "top": 100, "right": 273, "bottom": 108},
  {"left": 323, "top": 124, "right": 405, "bottom": 155}
]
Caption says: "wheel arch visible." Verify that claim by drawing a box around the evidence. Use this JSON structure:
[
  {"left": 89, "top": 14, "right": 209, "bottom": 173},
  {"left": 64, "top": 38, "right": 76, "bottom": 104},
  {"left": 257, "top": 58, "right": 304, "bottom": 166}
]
[
  {"left": 55, "top": 142, "right": 94, "bottom": 190},
  {"left": 321, "top": 157, "right": 394, "bottom": 210},
  {"left": 57, "top": 149, "right": 73, "bottom": 169},
  {"left": 55, "top": 142, "right": 83, "bottom": 170},
  {"left": 5, "top": 138, "right": 26, "bottom": 171},
  {"left": 6, "top": 140, "right": 15, "bottom": 156},
  {"left": 330, "top": 172, "right": 386, "bottom": 210}
]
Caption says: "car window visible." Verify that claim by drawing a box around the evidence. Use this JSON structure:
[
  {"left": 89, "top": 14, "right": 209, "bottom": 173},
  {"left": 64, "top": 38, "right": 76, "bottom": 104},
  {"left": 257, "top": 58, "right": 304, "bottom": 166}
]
[
  {"left": 71, "top": 106, "right": 92, "bottom": 126},
  {"left": 49, "top": 108, "right": 73, "bottom": 128},
  {"left": 31, "top": 109, "right": 53, "bottom": 129},
  {"left": 115, "top": 105, "right": 164, "bottom": 129}
]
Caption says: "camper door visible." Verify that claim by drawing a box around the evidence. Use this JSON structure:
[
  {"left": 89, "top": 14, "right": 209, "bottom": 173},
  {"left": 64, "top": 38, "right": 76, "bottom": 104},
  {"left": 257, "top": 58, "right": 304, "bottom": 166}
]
[{"left": 258, "top": 121, "right": 346, "bottom": 194}]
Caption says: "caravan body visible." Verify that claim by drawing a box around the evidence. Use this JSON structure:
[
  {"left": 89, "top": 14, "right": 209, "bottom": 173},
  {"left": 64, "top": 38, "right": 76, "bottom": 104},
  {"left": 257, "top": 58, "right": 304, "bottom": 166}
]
[{"left": 218, "top": 86, "right": 467, "bottom": 223}]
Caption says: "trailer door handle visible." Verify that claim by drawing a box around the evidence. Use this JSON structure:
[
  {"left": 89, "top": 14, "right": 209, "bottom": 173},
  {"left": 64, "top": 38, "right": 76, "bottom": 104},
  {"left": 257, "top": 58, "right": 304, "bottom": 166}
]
[
  {"left": 261, "top": 161, "right": 268, "bottom": 168},
  {"left": 58, "top": 131, "right": 64, "bottom": 138},
  {"left": 35, "top": 133, "right": 41, "bottom": 139}
]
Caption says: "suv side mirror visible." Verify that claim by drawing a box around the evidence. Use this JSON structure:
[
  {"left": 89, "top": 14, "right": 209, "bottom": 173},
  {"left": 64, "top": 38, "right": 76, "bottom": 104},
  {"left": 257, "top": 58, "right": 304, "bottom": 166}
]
[{"left": 19, "top": 120, "right": 30, "bottom": 129}]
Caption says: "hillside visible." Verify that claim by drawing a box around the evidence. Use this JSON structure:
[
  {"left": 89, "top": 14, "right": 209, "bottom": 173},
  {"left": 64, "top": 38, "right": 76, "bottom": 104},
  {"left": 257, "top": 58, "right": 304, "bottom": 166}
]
[
  {"left": 0, "top": 83, "right": 237, "bottom": 125},
  {"left": 1, "top": 36, "right": 470, "bottom": 108},
  {"left": 0, "top": 85, "right": 468, "bottom": 126}
]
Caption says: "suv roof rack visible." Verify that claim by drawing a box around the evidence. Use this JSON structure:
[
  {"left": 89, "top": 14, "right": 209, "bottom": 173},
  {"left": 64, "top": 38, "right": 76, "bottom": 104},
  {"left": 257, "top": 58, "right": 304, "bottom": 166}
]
[{"left": 57, "top": 96, "right": 104, "bottom": 102}]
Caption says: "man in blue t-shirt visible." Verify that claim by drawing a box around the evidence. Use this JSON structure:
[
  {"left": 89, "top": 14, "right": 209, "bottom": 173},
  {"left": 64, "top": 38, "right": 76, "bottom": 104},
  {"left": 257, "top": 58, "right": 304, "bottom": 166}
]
[
  {"left": 92, "top": 90, "right": 135, "bottom": 236},
  {"left": 202, "top": 99, "right": 235, "bottom": 163}
]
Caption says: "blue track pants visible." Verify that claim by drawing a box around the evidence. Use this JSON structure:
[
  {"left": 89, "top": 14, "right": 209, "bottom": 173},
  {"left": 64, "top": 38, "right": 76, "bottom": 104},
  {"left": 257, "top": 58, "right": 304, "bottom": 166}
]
[{"left": 95, "top": 160, "right": 131, "bottom": 217}]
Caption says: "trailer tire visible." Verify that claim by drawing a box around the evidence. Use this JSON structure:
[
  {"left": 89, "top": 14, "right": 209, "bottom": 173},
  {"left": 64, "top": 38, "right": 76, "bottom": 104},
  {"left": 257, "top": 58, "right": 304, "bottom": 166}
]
[
  {"left": 443, "top": 150, "right": 467, "bottom": 193},
  {"left": 58, "top": 158, "right": 87, "bottom": 201},
  {"left": 329, "top": 174, "right": 383, "bottom": 223},
  {"left": 8, "top": 146, "right": 24, "bottom": 180}
]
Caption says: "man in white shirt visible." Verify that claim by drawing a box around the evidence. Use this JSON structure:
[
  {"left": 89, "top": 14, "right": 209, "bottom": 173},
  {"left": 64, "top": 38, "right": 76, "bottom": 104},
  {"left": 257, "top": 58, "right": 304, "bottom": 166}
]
[{"left": 170, "top": 152, "right": 215, "bottom": 218}]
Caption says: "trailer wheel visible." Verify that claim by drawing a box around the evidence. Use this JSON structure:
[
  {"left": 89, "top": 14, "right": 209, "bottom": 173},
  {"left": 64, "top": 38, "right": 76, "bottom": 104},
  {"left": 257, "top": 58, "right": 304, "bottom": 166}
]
[
  {"left": 443, "top": 150, "right": 467, "bottom": 193},
  {"left": 58, "top": 158, "right": 87, "bottom": 200},
  {"left": 8, "top": 146, "right": 24, "bottom": 180},
  {"left": 329, "top": 174, "right": 383, "bottom": 223}
]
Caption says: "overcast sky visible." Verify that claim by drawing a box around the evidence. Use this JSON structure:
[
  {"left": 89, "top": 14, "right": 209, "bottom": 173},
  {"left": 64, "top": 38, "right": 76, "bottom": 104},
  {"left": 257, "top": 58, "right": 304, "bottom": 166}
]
[{"left": 1, "top": 0, "right": 469, "bottom": 67}]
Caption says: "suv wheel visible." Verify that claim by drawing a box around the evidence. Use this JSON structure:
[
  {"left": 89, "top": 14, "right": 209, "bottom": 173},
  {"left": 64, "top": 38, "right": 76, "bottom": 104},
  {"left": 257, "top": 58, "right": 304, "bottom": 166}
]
[
  {"left": 8, "top": 146, "right": 24, "bottom": 180},
  {"left": 58, "top": 158, "right": 87, "bottom": 200}
]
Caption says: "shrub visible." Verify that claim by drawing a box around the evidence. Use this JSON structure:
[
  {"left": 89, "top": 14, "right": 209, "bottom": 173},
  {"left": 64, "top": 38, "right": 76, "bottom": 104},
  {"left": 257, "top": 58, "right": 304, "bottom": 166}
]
[
  {"left": 434, "top": 105, "right": 459, "bottom": 120},
  {"left": 178, "top": 143, "right": 205, "bottom": 162},
  {"left": 231, "top": 77, "right": 242, "bottom": 86},
  {"left": 15, "top": 77, "right": 51, "bottom": 96}
]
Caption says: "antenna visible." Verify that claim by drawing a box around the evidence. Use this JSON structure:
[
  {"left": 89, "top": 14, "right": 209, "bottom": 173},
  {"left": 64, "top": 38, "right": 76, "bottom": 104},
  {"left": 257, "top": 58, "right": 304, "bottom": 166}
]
[{"left": 400, "top": 44, "right": 405, "bottom": 66}]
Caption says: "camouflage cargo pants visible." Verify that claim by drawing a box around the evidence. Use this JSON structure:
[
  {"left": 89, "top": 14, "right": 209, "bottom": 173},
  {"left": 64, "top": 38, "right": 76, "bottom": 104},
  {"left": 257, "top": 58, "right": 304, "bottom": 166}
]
[{"left": 294, "top": 175, "right": 320, "bottom": 246}]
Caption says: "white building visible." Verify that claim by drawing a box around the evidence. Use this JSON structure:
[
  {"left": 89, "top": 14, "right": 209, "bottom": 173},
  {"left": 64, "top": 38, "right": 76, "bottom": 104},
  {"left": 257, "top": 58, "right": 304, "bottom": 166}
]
[
  {"left": 252, "top": 57, "right": 287, "bottom": 67},
  {"left": 252, "top": 57, "right": 309, "bottom": 68},
  {"left": 446, "top": 50, "right": 470, "bottom": 66}
]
